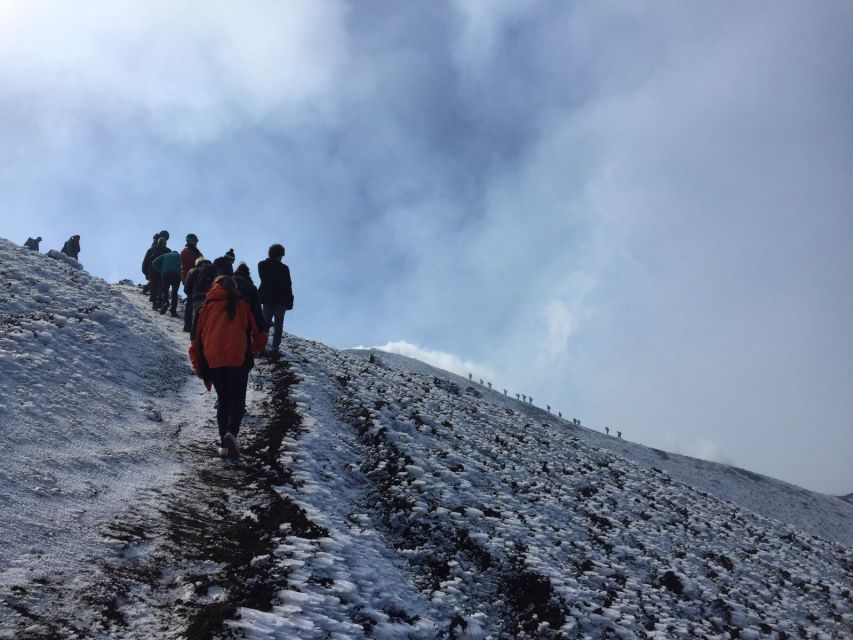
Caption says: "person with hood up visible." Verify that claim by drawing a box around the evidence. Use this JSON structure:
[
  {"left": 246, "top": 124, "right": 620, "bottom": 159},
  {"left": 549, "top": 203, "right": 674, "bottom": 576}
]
[
  {"left": 61, "top": 235, "right": 81, "bottom": 260},
  {"left": 150, "top": 249, "right": 182, "bottom": 316},
  {"left": 189, "top": 275, "right": 266, "bottom": 461},
  {"left": 24, "top": 236, "right": 42, "bottom": 251},
  {"left": 257, "top": 243, "right": 293, "bottom": 354},
  {"left": 213, "top": 248, "right": 236, "bottom": 276},
  {"left": 233, "top": 262, "right": 267, "bottom": 334},
  {"left": 184, "top": 257, "right": 220, "bottom": 336},
  {"left": 181, "top": 234, "right": 202, "bottom": 329}
]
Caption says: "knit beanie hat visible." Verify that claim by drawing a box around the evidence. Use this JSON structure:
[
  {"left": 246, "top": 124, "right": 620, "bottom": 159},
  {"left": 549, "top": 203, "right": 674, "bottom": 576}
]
[
  {"left": 159, "top": 230, "right": 170, "bottom": 240},
  {"left": 186, "top": 233, "right": 198, "bottom": 244},
  {"left": 225, "top": 248, "right": 235, "bottom": 262}
]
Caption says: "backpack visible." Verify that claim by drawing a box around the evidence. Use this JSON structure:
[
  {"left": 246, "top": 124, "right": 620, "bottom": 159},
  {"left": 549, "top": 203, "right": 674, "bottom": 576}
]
[{"left": 192, "top": 264, "right": 219, "bottom": 301}]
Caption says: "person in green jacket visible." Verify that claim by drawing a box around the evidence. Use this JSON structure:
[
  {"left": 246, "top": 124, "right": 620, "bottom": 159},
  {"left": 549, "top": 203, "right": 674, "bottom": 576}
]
[{"left": 150, "top": 250, "right": 182, "bottom": 316}]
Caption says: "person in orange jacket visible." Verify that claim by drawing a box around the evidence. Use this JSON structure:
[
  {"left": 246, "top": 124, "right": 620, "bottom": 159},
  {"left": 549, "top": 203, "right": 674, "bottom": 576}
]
[{"left": 189, "top": 275, "right": 267, "bottom": 461}]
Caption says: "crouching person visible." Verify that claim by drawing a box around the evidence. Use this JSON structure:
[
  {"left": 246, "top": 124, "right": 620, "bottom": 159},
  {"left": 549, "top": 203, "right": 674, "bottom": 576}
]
[{"left": 188, "top": 276, "right": 267, "bottom": 461}]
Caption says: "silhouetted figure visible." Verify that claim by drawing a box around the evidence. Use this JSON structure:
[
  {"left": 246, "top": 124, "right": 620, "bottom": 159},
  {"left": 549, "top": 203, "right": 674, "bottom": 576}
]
[
  {"left": 233, "top": 262, "right": 267, "bottom": 334},
  {"left": 146, "top": 236, "right": 170, "bottom": 309},
  {"left": 214, "top": 248, "right": 236, "bottom": 276},
  {"left": 24, "top": 236, "right": 42, "bottom": 251},
  {"left": 61, "top": 235, "right": 81, "bottom": 260},
  {"left": 181, "top": 234, "right": 202, "bottom": 330},
  {"left": 605, "top": 426, "right": 610, "bottom": 435},
  {"left": 617, "top": 430, "right": 622, "bottom": 439},
  {"left": 185, "top": 257, "right": 220, "bottom": 338},
  {"left": 257, "top": 243, "right": 293, "bottom": 354}
]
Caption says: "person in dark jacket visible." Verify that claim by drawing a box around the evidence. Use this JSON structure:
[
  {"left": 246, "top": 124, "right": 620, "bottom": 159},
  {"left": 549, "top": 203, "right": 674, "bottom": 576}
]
[
  {"left": 188, "top": 276, "right": 266, "bottom": 461},
  {"left": 257, "top": 243, "right": 293, "bottom": 354},
  {"left": 181, "top": 234, "right": 202, "bottom": 330},
  {"left": 61, "top": 235, "right": 81, "bottom": 260},
  {"left": 24, "top": 236, "right": 42, "bottom": 251},
  {"left": 142, "top": 233, "right": 163, "bottom": 295},
  {"left": 150, "top": 250, "right": 182, "bottom": 316},
  {"left": 147, "top": 236, "right": 171, "bottom": 310},
  {"left": 185, "top": 258, "right": 220, "bottom": 338},
  {"left": 233, "top": 262, "right": 267, "bottom": 334},
  {"left": 213, "top": 248, "right": 236, "bottom": 276}
]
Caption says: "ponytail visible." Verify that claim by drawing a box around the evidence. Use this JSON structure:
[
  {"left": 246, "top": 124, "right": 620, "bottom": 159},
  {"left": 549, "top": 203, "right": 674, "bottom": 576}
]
[{"left": 213, "top": 275, "right": 240, "bottom": 321}]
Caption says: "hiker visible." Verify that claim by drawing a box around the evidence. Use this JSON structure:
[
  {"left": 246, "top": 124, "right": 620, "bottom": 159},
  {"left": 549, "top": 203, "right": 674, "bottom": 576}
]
[
  {"left": 142, "top": 233, "right": 163, "bottom": 295},
  {"left": 151, "top": 249, "right": 182, "bottom": 316},
  {"left": 24, "top": 236, "right": 42, "bottom": 251},
  {"left": 181, "top": 234, "right": 202, "bottom": 330},
  {"left": 147, "top": 236, "right": 170, "bottom": 310},
  {"left": 213, "top": 248, "right": 236, "bottom": 276},
  {"left": 61, "top": 235, "right": 81, "bottom": 260},
  {"left": 257, "top": 243, "right": 293, "bottom": 354},
  {"left": 233, "top": 262, "right": 267, "bottom": 334},
  {"left": 188, "top": 275, "right": 266, "bottom": 461},
  {"left": 184, "top": 257, "right": 219, "bottom": 337}
]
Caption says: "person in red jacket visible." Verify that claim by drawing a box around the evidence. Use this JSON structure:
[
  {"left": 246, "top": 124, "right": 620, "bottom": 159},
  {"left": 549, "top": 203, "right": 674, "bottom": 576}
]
[
  {"left": 189, "top": 276, "right": 267, "bottom": 461},
  {"left": 180, "top": 234, "right": 202, "bottom": 331}
]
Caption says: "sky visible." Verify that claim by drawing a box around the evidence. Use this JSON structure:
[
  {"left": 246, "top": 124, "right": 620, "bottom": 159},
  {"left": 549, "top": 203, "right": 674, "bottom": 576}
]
[{"left": 0, "top": 0, "right": 851, "bottom": 494}]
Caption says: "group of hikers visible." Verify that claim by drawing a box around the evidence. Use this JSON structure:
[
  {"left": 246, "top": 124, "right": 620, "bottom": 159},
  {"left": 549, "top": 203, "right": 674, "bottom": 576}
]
[
  {"left": 141, "top": 230, "right": 294, "bottom": 462},
  {"left": 22, "top": 229, "right": 291, "bottom": 462},
  {"left": 24, "top": 234, "right": 81, "bottom": 259}
]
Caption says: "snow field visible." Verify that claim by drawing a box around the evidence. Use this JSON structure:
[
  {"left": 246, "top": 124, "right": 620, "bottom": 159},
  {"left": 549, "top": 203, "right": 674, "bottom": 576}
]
[
  {"left": 0, "top": 238, "right": 191, "bottom": 585},
  {"left": 250, "top": 338, "right": 851, "bottom": 638}
]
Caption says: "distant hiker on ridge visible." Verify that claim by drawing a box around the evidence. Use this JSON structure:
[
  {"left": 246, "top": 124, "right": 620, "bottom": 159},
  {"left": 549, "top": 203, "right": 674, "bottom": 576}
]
[
  {"left": 150, "top": 249, "right": 181, "bottom": 316},
  {"left": 257, "top": 243, "right": 293, "bottom": 355},
  {"left": 61, "top": 235, "right": 81, "bottom": 260},
  {"left": 213, "top": 249, "right": 236, "bottom": 276},
  {"left": 181, "top": 234, "right": 202, "bottom": 331},
  {"left": 24, "top": 236, "right": 42, "bottom": 251},
  {"left": 189, "top": 275, "right": 266, "bottom": 462}
]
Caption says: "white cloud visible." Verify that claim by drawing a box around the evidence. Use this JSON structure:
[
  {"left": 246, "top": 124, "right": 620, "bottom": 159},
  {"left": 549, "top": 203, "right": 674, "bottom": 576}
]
[
  {"left": 0, "top": 0, "right": 348, "bottom": 144},
  {"left": 366, "top": 340, "right": 494, "bottom": 381}
]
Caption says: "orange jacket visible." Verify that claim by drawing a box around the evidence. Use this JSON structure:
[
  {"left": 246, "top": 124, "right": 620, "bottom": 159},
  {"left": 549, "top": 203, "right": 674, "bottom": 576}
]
[{"left": 189, "top": 284, "right": 267, "bottom": 380}]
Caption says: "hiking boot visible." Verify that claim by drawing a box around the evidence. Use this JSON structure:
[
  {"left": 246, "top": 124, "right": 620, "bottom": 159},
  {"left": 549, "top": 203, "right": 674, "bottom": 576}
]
[
  {"left": 170, "top": 310, "right": 179, "bottom": 317},
  {"left": 222, "top": 433, "right": 239, "bottom": 461},
  {"left": 159, "top": 302, "right": 169, "bottom": 315}
]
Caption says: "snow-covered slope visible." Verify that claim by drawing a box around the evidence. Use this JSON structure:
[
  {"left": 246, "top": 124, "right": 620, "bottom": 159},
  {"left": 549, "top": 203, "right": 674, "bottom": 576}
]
[
  {"left": 0, "top": 237, "right": 189, "bottom": 580},
  {"left": 348, "top": 348, "right": 853, "bottom": 548},
  {"left": 1, "top": 237, "right": 851, "bottom": 639}
]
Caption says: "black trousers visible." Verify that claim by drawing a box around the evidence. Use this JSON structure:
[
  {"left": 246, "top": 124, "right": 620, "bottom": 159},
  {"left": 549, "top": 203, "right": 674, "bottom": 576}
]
[
  {"left": 149, "top": 272, "right": 162, "bottom": 307},
  {"left": 209, "top": 367, "right": 249, "bottom": 442},
  {"left": 162, "top": 272, "right": 180, "bottom": 313}
]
